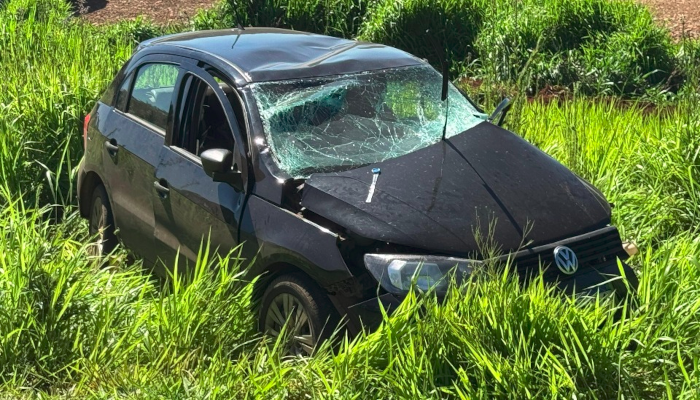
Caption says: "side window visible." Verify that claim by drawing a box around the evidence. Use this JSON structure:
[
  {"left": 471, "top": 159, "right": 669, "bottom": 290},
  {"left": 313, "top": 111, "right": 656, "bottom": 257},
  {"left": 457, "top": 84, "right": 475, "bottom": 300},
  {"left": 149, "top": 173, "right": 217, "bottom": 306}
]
[
  {"left": 176, "top": 75, "right": 236, "bottom": 158},
  {"left": 127, "top": 63, "right": 180, "bottom": 130}
]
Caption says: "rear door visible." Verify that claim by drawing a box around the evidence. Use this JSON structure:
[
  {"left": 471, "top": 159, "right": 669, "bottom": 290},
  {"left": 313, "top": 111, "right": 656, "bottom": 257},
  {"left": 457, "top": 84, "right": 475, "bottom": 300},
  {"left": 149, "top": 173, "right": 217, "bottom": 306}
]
[
  {"left": 99, "top": 57, "right": 183, "bottom": 262},
  {"left": 151, "top": 65, "right": 248, "bottom": 270}
]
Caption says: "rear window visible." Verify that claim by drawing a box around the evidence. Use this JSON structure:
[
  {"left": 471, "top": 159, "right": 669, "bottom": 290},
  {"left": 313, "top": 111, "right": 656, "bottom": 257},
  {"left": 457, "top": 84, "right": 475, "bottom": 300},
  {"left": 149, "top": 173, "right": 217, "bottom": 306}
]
[{"left": 127, "top": 63, "right": 179, "bottom": 130}]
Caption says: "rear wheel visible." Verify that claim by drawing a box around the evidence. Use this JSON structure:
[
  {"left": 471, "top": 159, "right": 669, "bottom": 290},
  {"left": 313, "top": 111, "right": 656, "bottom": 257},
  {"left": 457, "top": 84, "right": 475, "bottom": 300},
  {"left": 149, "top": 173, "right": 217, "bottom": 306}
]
[
  {"left": 88, "top": 184, "right": 118, "bottom": 257},
  {"left": 258, "top": 274, "right": 337, "bottom": 356}
]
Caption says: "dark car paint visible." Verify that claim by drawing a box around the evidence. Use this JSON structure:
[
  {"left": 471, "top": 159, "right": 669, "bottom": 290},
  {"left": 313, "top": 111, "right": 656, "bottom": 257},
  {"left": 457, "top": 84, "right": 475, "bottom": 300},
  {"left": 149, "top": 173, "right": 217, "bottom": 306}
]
[
  {"left": 151, "top": 146, "right": 242, "bottom": 269},
  {"left": 150, "top": 63, "right": 250, "bottom": 271},
  {"left": 138, "top": 28, "right": 423, "bottom": 84},
  {"left": 240, "top": 196, "right": 354, "bottom": 287},
  {"left": 78, "top": 41, "right": 356, "bottom": 289},
  {"left": 301, "top": 122, "right": 611, "bottom": 255},
  {"left": 77, "top": 29, "right": 633, "bottom": 336},
  {"left": 86, "top": 54, "right": 187, "bottom": 264},
  {"left": 91, "top": 102, "right": 163, "bottom": 261}
]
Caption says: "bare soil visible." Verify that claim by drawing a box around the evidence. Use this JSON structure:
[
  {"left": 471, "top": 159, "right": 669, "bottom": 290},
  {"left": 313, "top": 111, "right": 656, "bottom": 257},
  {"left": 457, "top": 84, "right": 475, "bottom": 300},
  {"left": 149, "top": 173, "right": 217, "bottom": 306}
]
[
  {"left": 77, "top": 0, "right": 700, "bottom": 40},
  {"left": 77, "top": 0, "right": 217, "bottom": 25},
  {"left": 636, "top": 0, "right": 700, "bottom": 39}
]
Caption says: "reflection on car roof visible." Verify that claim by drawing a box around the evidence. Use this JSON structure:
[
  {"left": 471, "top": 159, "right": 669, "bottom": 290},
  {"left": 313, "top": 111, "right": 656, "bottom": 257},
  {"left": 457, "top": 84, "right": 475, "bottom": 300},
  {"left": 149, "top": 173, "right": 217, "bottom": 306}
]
[{"left": 139, "top": 28, "right": 423, "bottom": 83}]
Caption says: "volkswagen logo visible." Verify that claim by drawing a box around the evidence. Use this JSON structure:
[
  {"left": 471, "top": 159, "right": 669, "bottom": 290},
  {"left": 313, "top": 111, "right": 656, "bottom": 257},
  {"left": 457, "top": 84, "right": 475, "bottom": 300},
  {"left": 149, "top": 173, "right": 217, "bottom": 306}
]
[{"left": 553, "top": 246, "right": 578, "bottom": 275}]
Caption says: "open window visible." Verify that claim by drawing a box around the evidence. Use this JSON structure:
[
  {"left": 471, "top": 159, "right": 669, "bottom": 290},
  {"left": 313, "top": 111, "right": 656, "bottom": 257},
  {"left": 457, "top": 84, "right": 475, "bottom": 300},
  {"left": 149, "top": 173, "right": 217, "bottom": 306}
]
[{"left": 175, "top": 75, "right": 237, "bottom": 158}]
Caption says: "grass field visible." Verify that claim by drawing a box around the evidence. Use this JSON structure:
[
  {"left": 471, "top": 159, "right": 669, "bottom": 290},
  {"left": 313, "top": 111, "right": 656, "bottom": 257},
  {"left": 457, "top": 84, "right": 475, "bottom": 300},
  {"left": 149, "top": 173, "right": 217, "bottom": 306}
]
[{"left": 1, "top": 0, "right": 699, "bottom": 397}]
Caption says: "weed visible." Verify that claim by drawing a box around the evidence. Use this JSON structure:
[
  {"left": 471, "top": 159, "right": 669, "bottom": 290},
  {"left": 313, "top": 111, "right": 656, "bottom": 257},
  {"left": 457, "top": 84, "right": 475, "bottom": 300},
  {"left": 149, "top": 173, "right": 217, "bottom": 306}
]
[{"left": 0, "top": 0, "right": 699, "bottom": 397}]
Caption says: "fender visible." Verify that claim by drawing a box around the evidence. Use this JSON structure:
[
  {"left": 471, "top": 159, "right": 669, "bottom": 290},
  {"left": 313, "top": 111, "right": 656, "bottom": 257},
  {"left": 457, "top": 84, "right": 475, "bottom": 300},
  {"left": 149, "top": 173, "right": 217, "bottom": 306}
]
[{"left": 239, "top": 195, "right": 354, "bottom": 289}]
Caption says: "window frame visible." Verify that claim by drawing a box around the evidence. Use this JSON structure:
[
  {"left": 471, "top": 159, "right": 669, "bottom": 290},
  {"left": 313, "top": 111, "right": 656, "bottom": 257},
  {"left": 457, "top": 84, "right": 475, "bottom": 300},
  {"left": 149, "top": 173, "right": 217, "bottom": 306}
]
[
  {"left": 124, "top": 62, "right": 182, "bottom": 134},
  {"left": 112, "top": 54, "right": 189, "bottom": 137},
  {"left": 170, "top": 68, "right": 243, "bottom": 165},
  {"left": 206, "top": 67, "right": 249, "bottom": 137},
  {"left": 101, "top": 55, "right": 133, "bottom": 107},
  {"left": 114, "top": 72, "right": 133, "bottom": 112}
]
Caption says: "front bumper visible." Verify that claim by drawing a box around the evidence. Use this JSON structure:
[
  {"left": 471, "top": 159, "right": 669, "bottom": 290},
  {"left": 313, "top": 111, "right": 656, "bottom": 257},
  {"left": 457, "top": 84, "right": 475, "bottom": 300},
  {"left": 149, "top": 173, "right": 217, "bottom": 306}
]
[
  {"left": 345, "top": 292, "right": 402, "bottom": 334},
  {"left": 342, "top": 226, "right": 636, "bottom": 333},
  {"left": 343, "top": 258, "right": 636, "bottom": 333}
]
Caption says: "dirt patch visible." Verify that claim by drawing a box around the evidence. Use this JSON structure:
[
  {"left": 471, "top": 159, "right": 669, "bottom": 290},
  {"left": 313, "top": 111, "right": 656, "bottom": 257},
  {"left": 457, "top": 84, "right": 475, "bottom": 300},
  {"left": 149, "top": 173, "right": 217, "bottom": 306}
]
[
  {"left": 76, "top": 0, "right": 700, "bottom": 41},
  {"left": 76, "top": 0, "right": 218, "bottom": 25},
  {"left": 637, "top": 0, "right": 700, "bottom": 39}
]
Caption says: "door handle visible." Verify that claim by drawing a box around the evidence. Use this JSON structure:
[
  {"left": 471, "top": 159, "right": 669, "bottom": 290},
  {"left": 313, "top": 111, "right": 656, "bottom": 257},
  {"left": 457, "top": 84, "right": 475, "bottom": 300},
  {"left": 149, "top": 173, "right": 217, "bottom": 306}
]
[
  {"left": 104, "top": 139, "right": 119, "bottom": 155},
  {"left": 153, "top": 180, "right": 170, "bottom": 198}
]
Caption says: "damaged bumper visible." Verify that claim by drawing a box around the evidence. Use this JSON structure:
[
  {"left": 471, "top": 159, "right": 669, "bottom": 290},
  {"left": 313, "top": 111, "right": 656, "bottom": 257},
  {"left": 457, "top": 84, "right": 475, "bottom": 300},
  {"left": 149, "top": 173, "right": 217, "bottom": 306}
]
[
  {"left": 340, "top": 226, "right": 637, "bottom": 332},
  {"left": 342, "top": 257, "right": 636, "bottom": 333}
]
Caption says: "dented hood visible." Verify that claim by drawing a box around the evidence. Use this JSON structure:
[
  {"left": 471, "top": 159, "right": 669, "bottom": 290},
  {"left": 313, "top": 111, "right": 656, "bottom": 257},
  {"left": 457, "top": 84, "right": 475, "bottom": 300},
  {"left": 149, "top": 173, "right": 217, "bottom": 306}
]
[{"left": 300, "top": 122, "right": 611, "bottom": 255}]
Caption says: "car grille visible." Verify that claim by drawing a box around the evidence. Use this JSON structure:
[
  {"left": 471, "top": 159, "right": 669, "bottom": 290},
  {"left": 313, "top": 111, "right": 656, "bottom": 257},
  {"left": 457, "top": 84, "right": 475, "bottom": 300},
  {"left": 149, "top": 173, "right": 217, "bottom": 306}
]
[{"left": 507, "top": 227, "right": 627, "bottom": 281}]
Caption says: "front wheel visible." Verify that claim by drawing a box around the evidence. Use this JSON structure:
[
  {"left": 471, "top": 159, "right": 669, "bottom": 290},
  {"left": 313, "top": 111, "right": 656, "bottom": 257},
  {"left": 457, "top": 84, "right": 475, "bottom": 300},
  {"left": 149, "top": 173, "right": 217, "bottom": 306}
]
[{"left": 258, "top": 274, "right": 338, "bottom": 356}]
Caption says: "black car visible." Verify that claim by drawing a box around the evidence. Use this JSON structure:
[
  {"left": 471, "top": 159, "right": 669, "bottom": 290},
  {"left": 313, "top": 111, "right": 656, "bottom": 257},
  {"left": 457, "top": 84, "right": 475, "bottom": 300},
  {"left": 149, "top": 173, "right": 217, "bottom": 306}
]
[{"left": 78, "top": 28, "right": 638, "bottom": 355}]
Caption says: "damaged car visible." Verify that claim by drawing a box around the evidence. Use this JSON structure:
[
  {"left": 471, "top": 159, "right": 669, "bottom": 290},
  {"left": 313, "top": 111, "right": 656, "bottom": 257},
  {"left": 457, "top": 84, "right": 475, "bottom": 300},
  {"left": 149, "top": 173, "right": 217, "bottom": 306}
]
[{"left": 78, "top": 28, "right": 639, "bottom": 355}]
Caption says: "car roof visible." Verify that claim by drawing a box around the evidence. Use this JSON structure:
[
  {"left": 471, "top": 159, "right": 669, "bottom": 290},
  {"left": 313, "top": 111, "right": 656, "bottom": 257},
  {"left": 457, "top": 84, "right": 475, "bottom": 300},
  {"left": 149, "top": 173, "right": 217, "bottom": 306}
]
[{"left": 138, "top": 28, "right": 424, "bottom": 84}]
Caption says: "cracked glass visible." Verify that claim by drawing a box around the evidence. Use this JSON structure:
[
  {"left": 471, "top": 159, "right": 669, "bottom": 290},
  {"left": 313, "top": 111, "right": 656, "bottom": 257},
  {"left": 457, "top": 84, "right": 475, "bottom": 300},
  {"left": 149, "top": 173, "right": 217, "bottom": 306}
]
[{"left": 251, "top": 65, "right": 488, "bottom": 178}]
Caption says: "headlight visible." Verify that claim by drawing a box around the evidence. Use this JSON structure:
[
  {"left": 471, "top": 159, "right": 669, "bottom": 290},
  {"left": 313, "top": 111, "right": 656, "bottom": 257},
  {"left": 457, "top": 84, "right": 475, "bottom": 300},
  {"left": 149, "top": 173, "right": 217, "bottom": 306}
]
[{"left": 363, "top": 254, "right": 480, "bottom": 295}]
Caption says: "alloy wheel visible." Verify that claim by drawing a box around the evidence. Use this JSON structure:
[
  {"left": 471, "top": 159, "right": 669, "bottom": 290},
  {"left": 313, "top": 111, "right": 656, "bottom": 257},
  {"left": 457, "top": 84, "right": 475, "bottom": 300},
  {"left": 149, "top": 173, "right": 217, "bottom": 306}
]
[{"left": 264, "top": 293, "right": 315, "bottom": 356}]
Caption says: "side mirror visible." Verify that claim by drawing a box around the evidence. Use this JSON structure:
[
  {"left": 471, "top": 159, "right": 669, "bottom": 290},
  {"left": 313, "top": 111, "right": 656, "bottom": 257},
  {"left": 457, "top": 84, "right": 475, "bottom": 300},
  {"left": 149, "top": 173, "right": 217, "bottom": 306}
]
[
  {"left": 201, "top": 148, "right": 244, "bottom": 191},
  {"left": 488, "top": 98, "right": 512, "bottom": 126}
]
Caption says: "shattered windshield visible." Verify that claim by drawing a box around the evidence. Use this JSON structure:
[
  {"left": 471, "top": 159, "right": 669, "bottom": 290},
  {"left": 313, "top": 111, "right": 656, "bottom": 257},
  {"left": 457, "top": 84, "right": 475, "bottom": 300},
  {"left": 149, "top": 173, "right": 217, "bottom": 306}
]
[{"left": 251, "top": 65, "right": 488, "bottom": 178}]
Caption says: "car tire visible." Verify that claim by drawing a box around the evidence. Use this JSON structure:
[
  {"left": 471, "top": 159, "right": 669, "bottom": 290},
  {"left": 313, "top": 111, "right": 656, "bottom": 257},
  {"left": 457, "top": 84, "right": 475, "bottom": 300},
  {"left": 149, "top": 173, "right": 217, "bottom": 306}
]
[
  {"left": 258, "top": 274, "right": 338, "bottom": 356},
  {"left": 88, "top": 184, "right": 118, "bottom": 257}
]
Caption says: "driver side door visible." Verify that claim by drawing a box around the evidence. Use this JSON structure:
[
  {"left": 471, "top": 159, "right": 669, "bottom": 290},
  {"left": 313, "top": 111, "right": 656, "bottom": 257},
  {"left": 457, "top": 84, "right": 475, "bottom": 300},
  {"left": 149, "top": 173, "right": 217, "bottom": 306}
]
[{"left": 151, "top": 65, "right": 248, "bottom": 273}]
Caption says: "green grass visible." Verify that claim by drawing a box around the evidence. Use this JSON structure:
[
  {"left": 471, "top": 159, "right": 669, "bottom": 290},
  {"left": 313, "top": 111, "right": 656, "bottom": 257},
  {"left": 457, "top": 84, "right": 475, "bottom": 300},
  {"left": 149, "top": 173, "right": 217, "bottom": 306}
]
[
  {"left": 470, "top": 0, "right": 680, "bottom": 95},
  {"left": 191, "top": 0, "right": 369, "bottom": 38},
  {"left": 0, "top": 0, "right": 147, "bottom": 206},
  {"left": 189, "top": 0, "right": 700, "bottom": 97},
  {"left": 357, "top": 0, "right": 485, "bottom": 77},
  {"left": 1, "top": 0, "right": 700, "bottom": 397}
]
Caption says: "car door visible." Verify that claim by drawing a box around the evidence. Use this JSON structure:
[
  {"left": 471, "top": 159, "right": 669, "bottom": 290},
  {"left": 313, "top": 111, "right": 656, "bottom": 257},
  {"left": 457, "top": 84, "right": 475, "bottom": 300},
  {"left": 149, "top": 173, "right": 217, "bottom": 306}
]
[
  {"left": 99, "top": 57, "right": 184, "bottom": 262},
  {"left": 151, "top": 65, "right": 248, "bottom": 271}
]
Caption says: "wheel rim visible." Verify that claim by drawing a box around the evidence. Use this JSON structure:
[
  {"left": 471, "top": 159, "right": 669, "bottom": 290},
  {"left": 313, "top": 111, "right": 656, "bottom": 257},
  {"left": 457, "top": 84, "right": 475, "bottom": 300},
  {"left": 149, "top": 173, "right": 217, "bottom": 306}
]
[
  {"left": 89, "top": 197, "right": 105, "bottom": 256},
  {"left": 264, "top": 293, "right": 315, "bottom": 356}
]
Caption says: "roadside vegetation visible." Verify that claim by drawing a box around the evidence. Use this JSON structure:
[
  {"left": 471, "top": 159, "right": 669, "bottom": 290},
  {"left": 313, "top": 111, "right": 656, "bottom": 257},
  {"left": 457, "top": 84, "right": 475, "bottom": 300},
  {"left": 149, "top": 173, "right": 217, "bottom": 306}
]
[
  {"left": 193, "top": 0, "right": 700, "bottom": 97},
  {"left": 0, "top": 0, "right": 699, "bottom": 397}
]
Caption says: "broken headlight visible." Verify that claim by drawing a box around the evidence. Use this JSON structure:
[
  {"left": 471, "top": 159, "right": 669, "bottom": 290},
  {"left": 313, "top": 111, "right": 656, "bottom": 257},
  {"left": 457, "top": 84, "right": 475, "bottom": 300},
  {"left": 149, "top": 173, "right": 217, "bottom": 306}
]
[{"left": 363, "top": 254, "right": 480, "bottom": 295}]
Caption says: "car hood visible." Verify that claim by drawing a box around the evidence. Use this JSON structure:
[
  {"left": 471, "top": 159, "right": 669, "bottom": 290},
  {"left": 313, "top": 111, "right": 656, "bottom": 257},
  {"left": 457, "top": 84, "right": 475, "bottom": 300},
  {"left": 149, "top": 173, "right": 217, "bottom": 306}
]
[{"left": 300, "top": 122, "right": 611, "bottom": 255}]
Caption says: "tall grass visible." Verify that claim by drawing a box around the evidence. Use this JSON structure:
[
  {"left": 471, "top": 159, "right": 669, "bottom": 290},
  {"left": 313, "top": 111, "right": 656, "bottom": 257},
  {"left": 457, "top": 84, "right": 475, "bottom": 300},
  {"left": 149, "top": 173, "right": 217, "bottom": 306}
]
[
  {"left": 0, "top": 0, "right": 699, "bottom": 397},
  {"left": 191, "top": 0, "right": 369, "bottom": 37},
  {"left": 0, "top": 0, "right": 148, "bottom": 207},
  {"left": 0, "top": 194, "right": 256, "bottom": 392},
  {"left": 471, "top": 0, "right": 679, "bottom": 95},
  {"left": 513, "top": 99, "right": 700, "bottom": 246},
  {"left": 357, "top": 0, "right": 486, "bottom": 77},
  {"left": 190, "top": 0, "right": 699, "bottom": 96}
]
